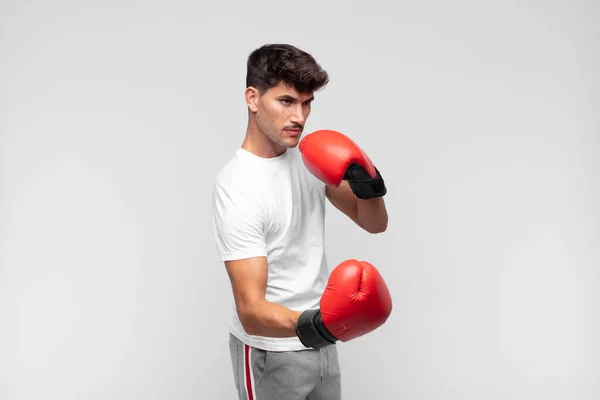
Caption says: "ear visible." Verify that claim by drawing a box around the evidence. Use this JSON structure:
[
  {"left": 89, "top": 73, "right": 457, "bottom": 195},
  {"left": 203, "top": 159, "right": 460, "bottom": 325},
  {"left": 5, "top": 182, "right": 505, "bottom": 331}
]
[{"left": 245, "top": 86, "right": 260, "bottom": 113}]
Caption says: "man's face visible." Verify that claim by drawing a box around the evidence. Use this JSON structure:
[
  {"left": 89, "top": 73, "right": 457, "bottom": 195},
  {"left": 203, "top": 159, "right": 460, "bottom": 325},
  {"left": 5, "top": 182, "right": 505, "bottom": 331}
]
[{"left": 249, "top": 82, "right": 314, "bottom": 149}]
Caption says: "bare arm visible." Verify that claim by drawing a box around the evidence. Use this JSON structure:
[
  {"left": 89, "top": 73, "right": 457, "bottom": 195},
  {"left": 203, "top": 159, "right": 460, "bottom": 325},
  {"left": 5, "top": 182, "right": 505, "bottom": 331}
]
[
  {"left": 326, "top": 181, "right": 388, "bottom": 234},
  {"left": 224, "top": 256, "right": 302, "bottom": 337}
]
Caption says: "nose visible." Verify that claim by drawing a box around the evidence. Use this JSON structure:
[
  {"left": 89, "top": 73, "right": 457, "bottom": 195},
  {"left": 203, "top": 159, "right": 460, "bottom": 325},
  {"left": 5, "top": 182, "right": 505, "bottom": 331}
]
[{"left": 290, "top": 103, "right": 307, "bottom": 126}]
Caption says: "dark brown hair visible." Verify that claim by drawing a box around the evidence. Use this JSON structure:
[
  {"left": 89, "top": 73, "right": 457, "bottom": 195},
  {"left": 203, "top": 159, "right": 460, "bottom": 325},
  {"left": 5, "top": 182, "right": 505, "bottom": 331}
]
[{"left": 246, "top": 44, "right": 329, "bottom": 94}]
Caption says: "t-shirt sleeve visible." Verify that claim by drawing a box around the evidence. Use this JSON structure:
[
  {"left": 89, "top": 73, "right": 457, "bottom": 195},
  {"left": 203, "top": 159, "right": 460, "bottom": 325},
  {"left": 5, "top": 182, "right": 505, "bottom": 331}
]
[{"left": 212, "top": 181, "right": 267, "bottom": 262}]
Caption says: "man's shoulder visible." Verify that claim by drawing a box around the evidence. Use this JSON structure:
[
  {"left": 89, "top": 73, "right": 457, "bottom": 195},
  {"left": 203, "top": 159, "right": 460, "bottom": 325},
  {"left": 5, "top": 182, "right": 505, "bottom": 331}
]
[
  {"left": 214, "top": 149, "right": 248, "bottom": 185},
  {"left": 213, "top": 149, "right": 260, "bottom": 199}
]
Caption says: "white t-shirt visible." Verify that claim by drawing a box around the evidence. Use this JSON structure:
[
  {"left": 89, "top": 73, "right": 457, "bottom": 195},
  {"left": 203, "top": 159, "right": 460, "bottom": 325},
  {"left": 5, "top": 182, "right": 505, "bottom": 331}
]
[{"left": 212, "top": 146, "right": 329, "bottom": 351}]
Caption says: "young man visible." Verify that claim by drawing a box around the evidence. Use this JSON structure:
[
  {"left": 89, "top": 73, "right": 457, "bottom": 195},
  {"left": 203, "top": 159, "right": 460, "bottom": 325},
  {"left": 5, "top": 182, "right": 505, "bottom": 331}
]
[{"left": 212, "top": 44, "right": 390, "bottom": 400}]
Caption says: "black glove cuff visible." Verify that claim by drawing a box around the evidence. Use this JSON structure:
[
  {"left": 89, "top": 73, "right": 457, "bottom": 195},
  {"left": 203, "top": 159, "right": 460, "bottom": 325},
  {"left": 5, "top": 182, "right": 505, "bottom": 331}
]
[
  {"left": 296, "top": 309, "right": 337, "bottom": 349},
  {"left": 345, "top": 165, "right": 387, "bottom": 199}
]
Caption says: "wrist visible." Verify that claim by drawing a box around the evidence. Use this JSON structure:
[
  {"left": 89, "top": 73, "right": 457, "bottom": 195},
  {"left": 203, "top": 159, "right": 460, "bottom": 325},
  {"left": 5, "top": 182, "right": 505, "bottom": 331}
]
[{"left": 291, "top": 310, "right": 303, "bottom": 326}]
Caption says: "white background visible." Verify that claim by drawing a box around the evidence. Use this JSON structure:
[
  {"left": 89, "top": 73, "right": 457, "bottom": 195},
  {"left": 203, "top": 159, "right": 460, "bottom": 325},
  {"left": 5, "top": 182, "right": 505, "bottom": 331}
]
[{"left": 1, "top": 1, "right": 598, "bottom": 399}]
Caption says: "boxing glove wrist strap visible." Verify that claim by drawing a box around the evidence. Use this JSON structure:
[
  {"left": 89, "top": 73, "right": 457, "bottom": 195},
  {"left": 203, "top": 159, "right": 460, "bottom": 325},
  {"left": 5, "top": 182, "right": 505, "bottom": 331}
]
[
  {"left": 344, "top": 164, "right": 387, "bottom": 200},
  {"left": 296, "top": 309, "right": 338, "bottom": 349}
]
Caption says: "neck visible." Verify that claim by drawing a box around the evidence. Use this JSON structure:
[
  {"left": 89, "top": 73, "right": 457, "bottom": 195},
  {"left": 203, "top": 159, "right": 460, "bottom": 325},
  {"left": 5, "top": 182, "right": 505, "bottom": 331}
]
[{"left": 242, "top": 118, "right": 286, "bottom": 158}]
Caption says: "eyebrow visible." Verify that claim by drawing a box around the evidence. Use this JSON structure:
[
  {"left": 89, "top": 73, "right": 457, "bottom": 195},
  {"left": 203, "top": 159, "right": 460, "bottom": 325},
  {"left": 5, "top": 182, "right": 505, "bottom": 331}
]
[{"left": 277, "top": 94, "right": 315, "bottom": 102}]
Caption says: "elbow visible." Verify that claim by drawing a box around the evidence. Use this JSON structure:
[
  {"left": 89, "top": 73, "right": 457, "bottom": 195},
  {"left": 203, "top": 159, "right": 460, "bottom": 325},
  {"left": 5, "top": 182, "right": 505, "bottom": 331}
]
[
  {"left": 237, "top": 304, "right": 261, "bottom": 335},
  {"left": 367, "top": 226, "right": 387, "bottom": 234},
  {"left": 358, "top": 208, "right": 388, "bottom": 234},
  {"left": 365, "top": 219, "right": 388, "bottom": 234},
  {"left": 240, "top": 317, "right": 259, "bottom": 336}
]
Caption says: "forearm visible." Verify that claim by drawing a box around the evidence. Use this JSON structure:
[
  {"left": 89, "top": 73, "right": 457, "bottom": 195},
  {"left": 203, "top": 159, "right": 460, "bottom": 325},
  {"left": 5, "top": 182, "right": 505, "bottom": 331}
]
[
  {"left": 238, "top": 299, "right": 303, "bottom": 338},
  {"left": 357, "top": 197, "right": 388, "bottom": 233}
]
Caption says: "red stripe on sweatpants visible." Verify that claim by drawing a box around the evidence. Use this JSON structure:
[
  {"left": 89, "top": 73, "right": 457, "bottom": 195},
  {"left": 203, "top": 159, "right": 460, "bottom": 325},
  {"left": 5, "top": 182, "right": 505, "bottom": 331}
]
[{"left": 244, "top": 344, "right": 255, "bottom": 400}]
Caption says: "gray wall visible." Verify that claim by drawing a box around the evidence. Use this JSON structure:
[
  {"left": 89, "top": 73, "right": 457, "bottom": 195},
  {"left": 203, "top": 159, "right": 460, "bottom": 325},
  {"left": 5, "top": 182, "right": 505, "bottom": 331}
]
[{"left": 1, "top": 1, "right": 598, "bottom": 399}]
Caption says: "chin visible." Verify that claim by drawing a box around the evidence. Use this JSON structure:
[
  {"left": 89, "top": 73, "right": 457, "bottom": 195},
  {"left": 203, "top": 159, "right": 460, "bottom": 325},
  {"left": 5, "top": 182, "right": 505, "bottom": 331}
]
[{"left": 285, "top": 138, "right": 300, "bottom": 148}]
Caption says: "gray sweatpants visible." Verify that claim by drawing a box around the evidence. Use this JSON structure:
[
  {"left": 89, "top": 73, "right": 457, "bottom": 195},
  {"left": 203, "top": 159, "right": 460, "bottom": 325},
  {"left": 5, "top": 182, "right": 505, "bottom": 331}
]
[{"left": 228, "top": 333, "right": 342, "bottom": 400}]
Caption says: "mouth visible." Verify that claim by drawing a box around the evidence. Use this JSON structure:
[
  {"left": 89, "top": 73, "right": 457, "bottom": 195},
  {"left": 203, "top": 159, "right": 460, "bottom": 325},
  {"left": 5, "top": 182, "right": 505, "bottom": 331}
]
[{"left": 284, "top": 128, "right": 303, "bottom": 136}]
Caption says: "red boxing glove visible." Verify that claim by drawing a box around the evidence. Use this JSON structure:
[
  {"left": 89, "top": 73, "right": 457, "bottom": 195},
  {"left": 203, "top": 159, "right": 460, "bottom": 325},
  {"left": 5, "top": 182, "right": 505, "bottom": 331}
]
[
  {"left": 296, "top": 259, "right": 393, "bottom": 349},
  {"left": 299, "top": 129, "right": 387, "bottom": 199}
]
